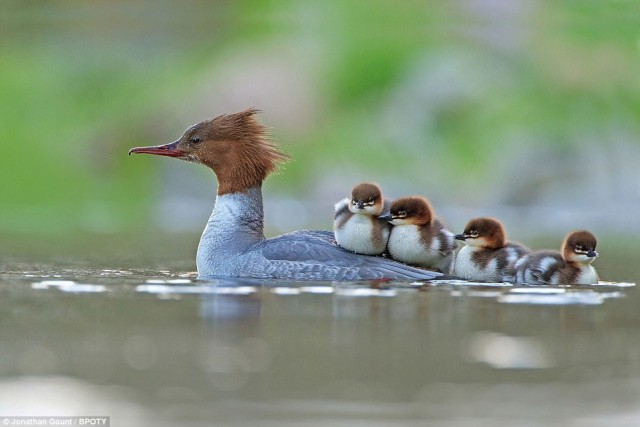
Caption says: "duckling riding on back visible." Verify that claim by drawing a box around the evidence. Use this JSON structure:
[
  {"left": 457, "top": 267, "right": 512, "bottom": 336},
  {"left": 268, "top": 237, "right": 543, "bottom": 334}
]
[{"left": 334, "top": 182, "right": 391, "bottom": 256}]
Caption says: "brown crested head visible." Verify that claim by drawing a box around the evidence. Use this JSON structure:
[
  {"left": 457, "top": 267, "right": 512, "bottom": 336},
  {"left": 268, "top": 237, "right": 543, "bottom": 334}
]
[
  {"left": 129, "top": 108, "right": 290, "bottom": 195},
  {"left": 562, "top": 230, "right": 598, "bottom": 262},
  {"left": 460, "top": 217, "right": 506, "bottom": 249},
  {"left": 388, "top": 196, "right": 433, "bottom": 225},
  {"left": 350, "top": 182, "right": 384, "bottom": 212},
  {"left": 351, "top": 182, "right": 382, "bottom": 202}
]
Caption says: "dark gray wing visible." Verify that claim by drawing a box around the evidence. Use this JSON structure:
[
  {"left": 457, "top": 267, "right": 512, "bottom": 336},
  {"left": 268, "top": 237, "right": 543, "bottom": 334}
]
[
  {"left": 256, "top": 230, "right": 442, "bottom": 281},
  {"left": 495, "top": 243, "right": 530, "bottom": 281},
  {"left": 333, "top": 199, "right": 352, "bottom": 230},
  {"left": 507, "top": 242, "right": 531, "bottom": 257},
  {"left": 432, "top": 218, "right": 457, "bottom": 255},
  {"left": 334, "top": 198, "right": 350, "bottom": 220},
  {"left": 528, "top": 250, "right": 563, "bottom": 284}
]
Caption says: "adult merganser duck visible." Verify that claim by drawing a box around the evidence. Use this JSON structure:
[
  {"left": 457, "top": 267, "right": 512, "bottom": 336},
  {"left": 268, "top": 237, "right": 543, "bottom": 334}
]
[
  {"left": 514, "top": 230, "right": 599, "bottom": 285},
  {"left": 453, "top": 217, "right": 529, "bottom": 282},
  {"left": 333, "top": 182, "right": 391, "bottom": 255},
  {"left": 129, "top": 109, "right": 443, "bottom": 281},
  {"left": 379, "top": 196, "right": 456, "bottom": 273}
]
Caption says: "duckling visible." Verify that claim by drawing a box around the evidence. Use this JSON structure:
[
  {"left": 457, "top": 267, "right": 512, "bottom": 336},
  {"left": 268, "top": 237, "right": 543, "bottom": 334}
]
[
  {"left": 379, "top": 196, "right": 456, "bottom": 273},
  {"left": 334, "top": 182, "right": 391, "bottom": 255},
  {"left": 514, "top": 230, "right": 599, "bottom": 285},
  {"left": 453, "top": 217, "right": 529, "bottom": 282}
]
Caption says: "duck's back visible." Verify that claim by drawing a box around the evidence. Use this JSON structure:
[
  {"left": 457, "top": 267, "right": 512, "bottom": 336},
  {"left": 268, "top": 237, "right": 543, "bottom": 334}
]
[{"left": 243, "top": 230, "right": 441, "bottom": 281}]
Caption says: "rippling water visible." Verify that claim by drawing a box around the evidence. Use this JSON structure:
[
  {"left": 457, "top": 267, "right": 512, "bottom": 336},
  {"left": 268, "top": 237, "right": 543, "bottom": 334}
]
[{"left": 1, "top": 235, "right": 639, "bottom": 427}]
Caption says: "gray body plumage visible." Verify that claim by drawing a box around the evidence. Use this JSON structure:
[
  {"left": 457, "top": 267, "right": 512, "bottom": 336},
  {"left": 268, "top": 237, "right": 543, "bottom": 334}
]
[{"left": 196, "top": 186, "right": 442, "bottom": 281}]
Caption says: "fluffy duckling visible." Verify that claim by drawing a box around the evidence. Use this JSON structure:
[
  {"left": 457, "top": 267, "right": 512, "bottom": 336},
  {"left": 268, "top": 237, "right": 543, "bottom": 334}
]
[
  {"left": 453, "top": 217, "right": 529, "bottom": 282},
  {"left": 514, "top": 230, "right": 599, "bottom": 285},
  {"left": 379, "top": 196, "right": 456, "bottom": 273},
  {"left": 334, "top": 182, "right": 391, "bottom": 255}
]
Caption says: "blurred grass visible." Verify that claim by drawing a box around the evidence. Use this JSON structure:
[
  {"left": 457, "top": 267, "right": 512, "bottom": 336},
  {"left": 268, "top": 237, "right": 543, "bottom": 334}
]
[{"left": 1, "top": 0, "right": 639, "bottom": 236}]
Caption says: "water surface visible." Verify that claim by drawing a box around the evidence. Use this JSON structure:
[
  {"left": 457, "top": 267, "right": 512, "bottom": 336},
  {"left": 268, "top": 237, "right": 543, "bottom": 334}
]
[{"left": 1, "top": 235, "right": 638, "bottom": 426}]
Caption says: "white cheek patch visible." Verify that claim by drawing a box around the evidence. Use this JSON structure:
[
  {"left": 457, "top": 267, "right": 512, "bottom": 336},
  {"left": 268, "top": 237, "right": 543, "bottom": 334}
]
[
  {"left": 390, "top": 218, "right": 409, "bottom": 226},
  {"left": 465, "top": 237, "right": 484, "bottom": 247},
  {"left": 574, "top": 253, "right": 594, "bottom": 263}
]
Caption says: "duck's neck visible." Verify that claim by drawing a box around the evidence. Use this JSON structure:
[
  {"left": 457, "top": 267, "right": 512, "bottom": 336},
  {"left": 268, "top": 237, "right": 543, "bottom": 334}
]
[{"left": 197, "top": 186, "right": 265, "bottom": 261}]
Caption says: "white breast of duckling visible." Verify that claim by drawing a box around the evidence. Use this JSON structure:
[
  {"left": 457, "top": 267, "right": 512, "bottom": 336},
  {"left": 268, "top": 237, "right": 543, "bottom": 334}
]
[
  {"left": 388, "top": 224, "right": 442, "bottom": 267},
  {"left": 573, "top": 264, "right": 599, "bottom": 285},
  {"left": 335, "top": 212, "right": 389, "bottom": 255},
  {"left": 454, "top": 245, "right": 499, "bottom": 282}
]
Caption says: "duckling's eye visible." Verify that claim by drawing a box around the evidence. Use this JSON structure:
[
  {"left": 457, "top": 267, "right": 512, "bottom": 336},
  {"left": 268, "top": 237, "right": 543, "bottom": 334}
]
[
  {"left": 575, "top": 245, "right": 584, "bottom": 252},
  {"left": 396, "top": 210, "right": 407, "bottom": 217},
  {"left": 366, "top": 197, "right": 374, "bottom": 204},
  {"left": 469, "top": 230, "right": 479, "bottom": 238},
  {"left": 190, "top": 136, "right": 201, "bottom": 144}
]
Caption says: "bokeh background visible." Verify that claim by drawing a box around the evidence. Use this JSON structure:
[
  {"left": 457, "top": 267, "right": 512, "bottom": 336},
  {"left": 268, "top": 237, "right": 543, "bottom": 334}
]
[
  {"left": 2, "top": 3, "right": 640, "bottom": 425},
  {"left": 2, "top": 0, "right": 639, "bottom": 258}
]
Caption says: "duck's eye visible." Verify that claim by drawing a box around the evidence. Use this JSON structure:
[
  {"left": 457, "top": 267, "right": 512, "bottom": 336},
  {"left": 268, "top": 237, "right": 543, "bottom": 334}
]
[
  {"left": 397, "top": 210, "right": 407, "bottom": 217},
  {"left": 190, "top": 136, "right": 201, "bottom": 144},
  {"left": 469, "top": 230, "right": 479, "bottom": 237},
  {"left": 575, "top": 245, "right": 584, "bottom": 252},
  {"left": 367, "top": 198, "right": 374, "bottom": 203}
]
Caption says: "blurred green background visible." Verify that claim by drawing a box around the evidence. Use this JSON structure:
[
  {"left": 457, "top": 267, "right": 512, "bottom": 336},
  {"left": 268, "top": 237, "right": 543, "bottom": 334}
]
[{"left": 1, "top": 0, "right": 639, "bottom": 243}]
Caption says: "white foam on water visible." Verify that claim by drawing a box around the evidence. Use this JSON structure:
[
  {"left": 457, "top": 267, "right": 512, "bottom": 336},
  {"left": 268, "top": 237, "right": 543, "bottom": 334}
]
[
  {"left": 31, "top": 280, "right": 107, "bottom": 293},
  {"left": 335, "top": 288, "right": 397, "bottom": 297},
  {"left": 593, "top": 281, "right": 636, "bottom": 288},
  {"left": 166, "top": 279, "right": 193, "bottom": 284},
  {"left": 510, "top": 287, "right": 566, "bottom": 294},
  {"left": 300, "top": 286, "right": 334, "bottom": 294},
  {"left": 450, "top": 290, "right": 504, "bottom": 298},
  {"left": 271, "top": 287, "right": 302, "bottom": 295},
  {"left": 434, "top": 280, "right": 513, "bottom": 287},
  {"left": 498, "top": 292, "right": 604, "bottom": 306}
]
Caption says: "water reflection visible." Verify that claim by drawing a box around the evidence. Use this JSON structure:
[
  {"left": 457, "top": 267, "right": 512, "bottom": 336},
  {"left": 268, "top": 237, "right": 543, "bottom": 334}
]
[
  {"left": 0, "top": 263, "right": 638, "bottom": 426},
  {"left": 465, "top": 331, "right": 554, "bottom": 369},
  {"left": 0, "top": 376, "right": 145, "bottom": 420},
  {"left": 200, "top": 293, "right": 262, "bottom": 320}
]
